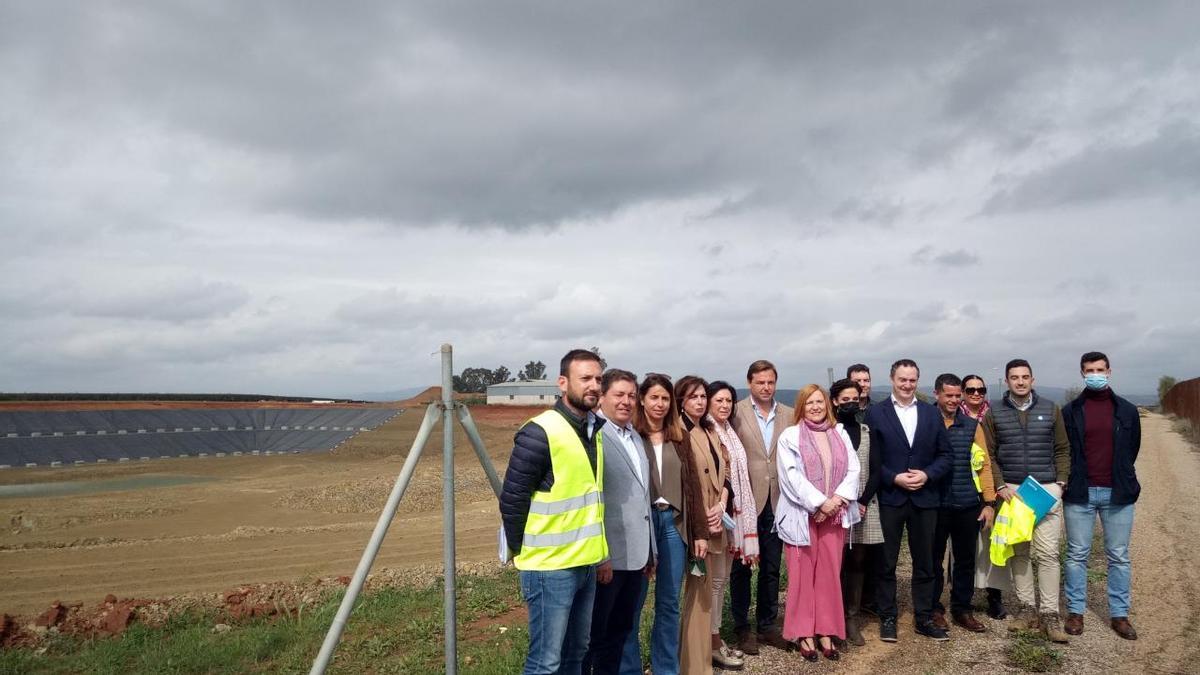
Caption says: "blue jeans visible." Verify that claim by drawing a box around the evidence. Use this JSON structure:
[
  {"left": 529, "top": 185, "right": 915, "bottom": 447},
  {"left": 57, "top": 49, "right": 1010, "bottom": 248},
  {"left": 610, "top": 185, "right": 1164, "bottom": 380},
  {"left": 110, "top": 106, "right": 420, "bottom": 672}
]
[
  {"left": 520, "top": 566, "right": 597, "bottom": 675},
  {"left": 626, "top": 508, "right": 686, "bottom": 675},
  {"left": 617, "top": 574, "right": 649, "bottom": 675},
  {"left": 1064, "top": 487, "right": 1135, "bottom": 617}
]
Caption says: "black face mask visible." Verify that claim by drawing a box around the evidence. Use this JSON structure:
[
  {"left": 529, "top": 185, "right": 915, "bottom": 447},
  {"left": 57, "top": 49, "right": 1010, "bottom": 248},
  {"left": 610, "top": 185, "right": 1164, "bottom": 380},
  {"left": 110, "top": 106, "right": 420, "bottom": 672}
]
[{"left": 835, "top": 402, "right": 860, "bottom": 419}]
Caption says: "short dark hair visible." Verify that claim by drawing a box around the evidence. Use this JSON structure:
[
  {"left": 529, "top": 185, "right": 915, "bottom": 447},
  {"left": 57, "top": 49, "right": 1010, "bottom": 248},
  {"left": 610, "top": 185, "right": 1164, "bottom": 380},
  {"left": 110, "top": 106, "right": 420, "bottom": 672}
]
[
  {"left": 746, "top": 360, "right": 778, "bottom": 381},
  {"left": 560, "top": 349, "right": 602, "bottom": 376},
  {"left": 934, "top": 373, "right": 962, "bottom": 392},
  {"left": 846, "top": 363, "right": 870, "bottom": 378},
  {"left": 601, "top": 368, "right": 637, "bottom": 394},
  {"left": 890, "top": 359, "right": 920, "bottom": 377},
  {"left": 830, "top": 378, "right": 861, "bottom": 401},
  {"left": 706, "top": 380, "right": 739, "bottom": 423},
  {"left": 962, "top": 373, "right": 986, "bottom": 388},
  {"left": 1005, "top": 358, "right": 1032, "bottom": 377},
  {"left": 1080, "top": 351, "right": 1110, "bottom": 369}
]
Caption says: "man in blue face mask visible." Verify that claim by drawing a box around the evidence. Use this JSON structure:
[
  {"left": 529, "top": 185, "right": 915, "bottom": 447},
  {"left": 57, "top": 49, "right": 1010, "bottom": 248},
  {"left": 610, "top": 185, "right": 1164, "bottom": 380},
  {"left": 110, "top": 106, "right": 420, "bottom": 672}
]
[{"left": 1060, "top": 351, "right": 1141, "bottom": 641}]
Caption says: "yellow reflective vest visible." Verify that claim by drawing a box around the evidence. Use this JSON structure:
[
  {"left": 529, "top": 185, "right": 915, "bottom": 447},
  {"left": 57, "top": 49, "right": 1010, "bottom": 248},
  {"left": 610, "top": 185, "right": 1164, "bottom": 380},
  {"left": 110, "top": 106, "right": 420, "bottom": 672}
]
[
  {"left": 970, "top": 443, "right": 987, "bottom": 493},
  {"left": 989, "top": 498, "right": 1036, "bottom": 567},
  {"left": 514, "top": 410, "right": 607, "bottom": 571}
]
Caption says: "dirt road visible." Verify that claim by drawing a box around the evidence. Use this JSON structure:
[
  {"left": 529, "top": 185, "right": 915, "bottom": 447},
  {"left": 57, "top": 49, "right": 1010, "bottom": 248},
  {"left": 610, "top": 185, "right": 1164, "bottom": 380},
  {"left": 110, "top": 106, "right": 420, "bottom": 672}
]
[
  {"left": 0, "top": 404, "right": 533, "bottom": 615},
  {"left": 3, "top": 409, "right": 1198, "bottom": 675},
  {"left": 735, "top": 411, "right": 1200, "bottom": 674}
]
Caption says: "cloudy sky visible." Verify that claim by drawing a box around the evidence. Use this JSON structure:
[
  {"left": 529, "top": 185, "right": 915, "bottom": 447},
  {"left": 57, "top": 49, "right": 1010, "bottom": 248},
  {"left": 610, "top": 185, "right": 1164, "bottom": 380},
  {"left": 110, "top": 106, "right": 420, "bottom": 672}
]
[{"left": 3, "top": 2, "right": 1198, "bottom": 398}]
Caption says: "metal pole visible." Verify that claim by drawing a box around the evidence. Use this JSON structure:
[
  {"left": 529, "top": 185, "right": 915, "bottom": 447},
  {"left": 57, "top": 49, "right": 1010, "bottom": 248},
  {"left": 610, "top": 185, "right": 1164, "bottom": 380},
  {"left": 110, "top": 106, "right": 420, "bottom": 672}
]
[
  {"left": 309, "top": 402, "right": 441, "bottom": 675},
  {"left": 455, "top": 404, "right": 503, "bottom": 499},
  {"left": 441, "top": 344, "right": 458, "bottom": 675}
]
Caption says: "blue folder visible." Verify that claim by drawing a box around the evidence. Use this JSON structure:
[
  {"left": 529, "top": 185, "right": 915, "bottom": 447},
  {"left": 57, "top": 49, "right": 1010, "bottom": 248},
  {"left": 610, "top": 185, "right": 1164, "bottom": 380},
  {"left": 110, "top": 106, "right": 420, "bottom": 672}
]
[{"left": 1016, "top": 476, "right": 1057, "bottom": 521}]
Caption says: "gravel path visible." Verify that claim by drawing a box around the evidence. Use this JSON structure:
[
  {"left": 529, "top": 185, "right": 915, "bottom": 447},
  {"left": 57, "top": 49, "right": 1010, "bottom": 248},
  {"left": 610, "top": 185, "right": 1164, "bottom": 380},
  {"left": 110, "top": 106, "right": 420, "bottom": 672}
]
[{"left": 725, "top": 411, "right": 1200, "bottom": 674}]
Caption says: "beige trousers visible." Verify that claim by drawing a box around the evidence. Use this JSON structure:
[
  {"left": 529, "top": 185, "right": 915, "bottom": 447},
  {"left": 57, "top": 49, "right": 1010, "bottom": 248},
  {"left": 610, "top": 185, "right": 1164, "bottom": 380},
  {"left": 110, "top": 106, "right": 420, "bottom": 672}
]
[
  {"left": 1006, "top": 482, "right": 1064, "bottom": 614},
  {"left": 681, "top": 560, "right": 714, "bottom": 675},
  {"left": 708, "top": 547, "right": 733, "bottom": 634}
]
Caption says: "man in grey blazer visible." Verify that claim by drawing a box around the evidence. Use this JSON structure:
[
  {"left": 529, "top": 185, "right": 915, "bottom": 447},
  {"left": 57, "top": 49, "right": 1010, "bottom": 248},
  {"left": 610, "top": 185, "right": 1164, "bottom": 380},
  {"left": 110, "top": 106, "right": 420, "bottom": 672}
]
[
  {"left": 729, "top": 359, "right": 795, "bottom": 653},
  {"left": 584, "top": 369, "right": 656, "bottom": 675}
]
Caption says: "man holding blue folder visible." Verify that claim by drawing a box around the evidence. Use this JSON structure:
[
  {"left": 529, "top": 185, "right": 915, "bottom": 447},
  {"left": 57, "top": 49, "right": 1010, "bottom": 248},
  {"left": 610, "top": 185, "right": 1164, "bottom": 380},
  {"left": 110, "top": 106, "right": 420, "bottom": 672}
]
[{"left": 982, "top": 359, "right": 1071, "bottom": 644}]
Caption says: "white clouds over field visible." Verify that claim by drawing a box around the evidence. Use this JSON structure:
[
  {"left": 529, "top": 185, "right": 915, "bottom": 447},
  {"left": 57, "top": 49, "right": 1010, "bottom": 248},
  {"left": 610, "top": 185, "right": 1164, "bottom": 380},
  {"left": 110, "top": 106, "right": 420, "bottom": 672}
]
[{"left": 2, "top": 2, "right": 1198, "bottom": 396}]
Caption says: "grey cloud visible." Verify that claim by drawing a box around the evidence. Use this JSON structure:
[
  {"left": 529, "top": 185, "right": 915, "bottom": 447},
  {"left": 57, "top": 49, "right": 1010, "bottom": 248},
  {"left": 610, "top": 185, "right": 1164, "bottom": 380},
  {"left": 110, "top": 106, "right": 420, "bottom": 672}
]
[
  {"left": 80, "top": 280, "right": 251, "bottom": 323},
  {"left": 912, "top": 246, "right": 980, "bottom": 267},
  {"left": 905, "top": 302, "right": 951, "bottom": 324},
  {"left": 1, "top": 279, "right": 250, "bottom": 323},
  {"left": 983, "top": 123, "right": 1200, "bottom": 213},
  {"left": 830, "top": 197, "right": 905, "bottom": 226},
  {"left": 12, "top": 3, "right": 1194, "bottom": 230},
  {"left": 1056, "top": 275, "right": 1117, "bottom": 295}
]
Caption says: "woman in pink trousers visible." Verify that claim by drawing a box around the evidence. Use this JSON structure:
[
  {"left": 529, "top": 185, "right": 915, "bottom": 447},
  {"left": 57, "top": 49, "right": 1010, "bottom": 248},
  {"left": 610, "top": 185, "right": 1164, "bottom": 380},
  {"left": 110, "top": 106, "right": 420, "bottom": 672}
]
[{"left": 774, "top": 383, "right": 861, "bottom": 662}]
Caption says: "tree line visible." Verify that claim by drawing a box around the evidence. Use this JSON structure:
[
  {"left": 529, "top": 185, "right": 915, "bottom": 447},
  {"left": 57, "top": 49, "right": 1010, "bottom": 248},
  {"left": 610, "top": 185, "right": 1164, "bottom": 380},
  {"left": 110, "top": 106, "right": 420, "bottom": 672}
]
[
  {"left": 452, "top": 349, "right": 609, "bottom": 393},
  {"left": 452, "top": 360, "right": 549, "bottom": 393}
]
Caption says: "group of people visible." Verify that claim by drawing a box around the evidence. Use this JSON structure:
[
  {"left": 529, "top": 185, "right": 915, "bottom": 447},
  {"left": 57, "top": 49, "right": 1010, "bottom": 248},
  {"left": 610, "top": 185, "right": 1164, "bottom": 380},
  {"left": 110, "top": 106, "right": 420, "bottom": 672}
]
[{"left": 499, "top": 349, "right": 1142, "bottom": 674}]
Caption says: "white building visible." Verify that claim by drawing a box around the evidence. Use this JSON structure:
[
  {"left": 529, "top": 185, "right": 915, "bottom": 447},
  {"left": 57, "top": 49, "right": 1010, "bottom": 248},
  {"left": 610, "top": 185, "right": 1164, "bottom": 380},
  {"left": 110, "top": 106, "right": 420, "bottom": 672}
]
[{"left": 486, "top": 381, "right": 560, "bottom": 406}]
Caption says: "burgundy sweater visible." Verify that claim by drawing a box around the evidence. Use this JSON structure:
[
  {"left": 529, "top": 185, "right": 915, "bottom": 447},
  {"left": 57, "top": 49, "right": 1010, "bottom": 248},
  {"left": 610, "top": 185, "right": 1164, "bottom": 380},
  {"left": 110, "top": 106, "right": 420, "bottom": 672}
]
[{"left": 1082, "top": 388, "right": 1115, "bottom": 487}]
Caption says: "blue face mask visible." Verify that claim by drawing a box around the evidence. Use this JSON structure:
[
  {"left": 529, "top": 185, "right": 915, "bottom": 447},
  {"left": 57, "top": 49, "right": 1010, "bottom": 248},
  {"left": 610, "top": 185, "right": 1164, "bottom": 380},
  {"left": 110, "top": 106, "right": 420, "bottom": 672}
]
[{"left": 1083, "top": 373, "right": 1109, "bottom": 390}]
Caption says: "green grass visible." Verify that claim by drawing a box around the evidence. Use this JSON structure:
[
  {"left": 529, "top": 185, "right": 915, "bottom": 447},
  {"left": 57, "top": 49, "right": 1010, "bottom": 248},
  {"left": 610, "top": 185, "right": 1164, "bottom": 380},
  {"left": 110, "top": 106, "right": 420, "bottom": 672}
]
[
  {"left": 0, "top": 569, "right": 529, "bottom": 675},
  {"left": 1008, "top": 628, "right": 1063, "bottom": 673}
]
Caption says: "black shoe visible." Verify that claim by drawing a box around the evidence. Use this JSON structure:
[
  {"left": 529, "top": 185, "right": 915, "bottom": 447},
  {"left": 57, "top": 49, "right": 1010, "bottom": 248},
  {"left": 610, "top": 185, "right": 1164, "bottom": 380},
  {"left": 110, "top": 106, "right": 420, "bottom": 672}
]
[
  {"left": 915, "top": 620, "right": 950, "bottom": 641},
  {"left": 880, "top": 616, "right": 898, "bottom": 642},
  {"left": 986, "top": 589, "right": 1007, "bottom": 620}
]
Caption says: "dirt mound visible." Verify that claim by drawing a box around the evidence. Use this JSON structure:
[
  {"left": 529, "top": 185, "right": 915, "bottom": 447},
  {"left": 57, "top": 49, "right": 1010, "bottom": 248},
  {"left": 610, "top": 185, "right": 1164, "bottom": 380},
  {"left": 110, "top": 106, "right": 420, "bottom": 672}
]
[{"left": 2, "top": 561, "right": 508, "bottom": 648}]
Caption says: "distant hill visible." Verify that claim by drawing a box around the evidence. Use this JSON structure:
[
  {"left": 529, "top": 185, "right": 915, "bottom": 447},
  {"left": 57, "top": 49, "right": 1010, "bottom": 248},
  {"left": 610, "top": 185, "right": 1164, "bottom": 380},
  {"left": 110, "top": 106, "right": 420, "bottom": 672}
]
[{"left": 360, "top": 386, "right": 430, "bottom": 402}]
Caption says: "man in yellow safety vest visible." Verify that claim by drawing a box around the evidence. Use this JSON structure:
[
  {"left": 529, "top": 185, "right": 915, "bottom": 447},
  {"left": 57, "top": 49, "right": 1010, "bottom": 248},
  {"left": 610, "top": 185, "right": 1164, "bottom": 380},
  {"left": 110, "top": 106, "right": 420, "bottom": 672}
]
[{"left": 500, "top": 348, "right": 607, "bottom": 675}]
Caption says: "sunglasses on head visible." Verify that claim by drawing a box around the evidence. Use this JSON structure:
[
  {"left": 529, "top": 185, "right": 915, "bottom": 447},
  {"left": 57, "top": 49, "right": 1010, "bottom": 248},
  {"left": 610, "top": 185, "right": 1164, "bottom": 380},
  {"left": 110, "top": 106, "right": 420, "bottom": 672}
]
[{"left": 964, "top": 387, "right": 987, "bottom": 395}]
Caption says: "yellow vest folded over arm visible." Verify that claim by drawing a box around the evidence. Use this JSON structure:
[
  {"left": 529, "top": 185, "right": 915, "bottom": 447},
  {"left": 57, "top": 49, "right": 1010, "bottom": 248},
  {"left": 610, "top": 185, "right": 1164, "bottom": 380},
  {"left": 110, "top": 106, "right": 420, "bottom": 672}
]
[{"left": 989, "top": 498, "right": 1036, "bottom": 567}]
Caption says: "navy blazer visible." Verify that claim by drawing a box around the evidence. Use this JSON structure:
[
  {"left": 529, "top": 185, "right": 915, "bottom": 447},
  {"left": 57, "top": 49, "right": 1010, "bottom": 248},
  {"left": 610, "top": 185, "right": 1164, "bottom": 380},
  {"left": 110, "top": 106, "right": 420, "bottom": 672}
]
[{"left": 862, "top": 397, "right": 952, "bottom": 509}]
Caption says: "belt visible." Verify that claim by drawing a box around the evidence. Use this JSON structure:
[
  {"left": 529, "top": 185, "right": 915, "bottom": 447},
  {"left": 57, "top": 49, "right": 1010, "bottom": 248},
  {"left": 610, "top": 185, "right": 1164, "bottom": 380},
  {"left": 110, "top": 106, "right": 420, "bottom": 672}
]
[{"left": 653, "top": 503, "right": 674, "bottom": 511}]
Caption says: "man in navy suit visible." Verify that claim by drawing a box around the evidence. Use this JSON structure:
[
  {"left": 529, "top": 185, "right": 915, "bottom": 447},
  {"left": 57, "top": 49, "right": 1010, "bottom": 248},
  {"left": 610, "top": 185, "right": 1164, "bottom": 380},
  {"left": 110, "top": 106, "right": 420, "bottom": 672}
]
[{"left": 861, "top": 359, "right": 953, "bottom": 642}]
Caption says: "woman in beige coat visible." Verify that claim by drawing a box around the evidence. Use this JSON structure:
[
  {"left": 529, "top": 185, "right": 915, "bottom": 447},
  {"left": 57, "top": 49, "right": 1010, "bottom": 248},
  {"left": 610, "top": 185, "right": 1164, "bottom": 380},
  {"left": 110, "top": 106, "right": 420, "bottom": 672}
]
[{"left": 675, "top": 375, "right": 732, "bottom": 675}]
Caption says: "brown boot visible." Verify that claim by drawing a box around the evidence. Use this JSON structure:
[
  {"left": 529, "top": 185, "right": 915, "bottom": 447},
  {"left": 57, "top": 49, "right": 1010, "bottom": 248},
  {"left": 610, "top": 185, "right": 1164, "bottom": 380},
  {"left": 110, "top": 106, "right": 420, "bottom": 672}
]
[
  {"left": 1110, "top": 617, "right": 1138, "bottom": 640},
  {"left": 1041, "top": 613, "right": 1070, "bottom": 644},
  {"left": 952, "top": 612, "right": 986, "bottom": 632},
  {"left": 1007, "top": 605, "right": 1040, "bottom": 632},
  {"left": 844, "top": 615, "right": 865, "bottom": 646},
  {"left": 757, "top": 629, "right": 794, "bottom": 651},
  {"left": 932, "top": 608, "right": 949, "bottom": 631},
  {"left": 1064, "top": 613, "right": 1083, "bottom": 635},
  {"left": 735, "top": 628, "right": 760, "bottom": 655}
]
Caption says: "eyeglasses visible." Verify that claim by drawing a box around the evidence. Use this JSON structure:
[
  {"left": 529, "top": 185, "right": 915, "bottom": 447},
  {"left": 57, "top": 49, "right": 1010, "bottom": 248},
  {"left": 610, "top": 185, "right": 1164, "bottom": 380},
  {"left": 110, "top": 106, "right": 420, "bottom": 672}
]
[{"left": 964, "top": 387, "right": 987, "bottom": 395}]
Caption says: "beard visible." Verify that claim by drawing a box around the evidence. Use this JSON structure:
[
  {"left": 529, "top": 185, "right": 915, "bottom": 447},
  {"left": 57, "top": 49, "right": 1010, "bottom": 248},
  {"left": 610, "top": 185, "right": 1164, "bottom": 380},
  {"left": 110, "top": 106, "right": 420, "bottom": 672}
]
[{"left": 567, "top": 389, "right": 599, "bottom": 412}]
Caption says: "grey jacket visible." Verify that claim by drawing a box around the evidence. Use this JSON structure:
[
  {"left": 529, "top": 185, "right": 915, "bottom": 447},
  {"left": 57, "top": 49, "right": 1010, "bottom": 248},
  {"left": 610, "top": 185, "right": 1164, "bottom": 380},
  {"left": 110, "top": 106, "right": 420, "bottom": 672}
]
[{"left": 597, "top": 414, "right": 656, "bottom": 570}]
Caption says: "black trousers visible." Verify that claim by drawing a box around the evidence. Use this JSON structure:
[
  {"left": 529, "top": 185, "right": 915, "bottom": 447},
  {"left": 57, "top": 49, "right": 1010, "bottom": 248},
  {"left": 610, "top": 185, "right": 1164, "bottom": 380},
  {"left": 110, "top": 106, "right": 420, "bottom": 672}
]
[
  {"left": 877, "top": 502, "right": 938, "bottom": 622},
  {"left": 933, "top": 505, "right": 983, "bottom": 616},
  {"left": 583, "top": 569, "right": 644, "bottom": 675},
  {"left": 841, "top": 542, "right": 882, "bottom": 617},
  {"left": 730, "top": 500, "right": 783, "bottom": 633}
]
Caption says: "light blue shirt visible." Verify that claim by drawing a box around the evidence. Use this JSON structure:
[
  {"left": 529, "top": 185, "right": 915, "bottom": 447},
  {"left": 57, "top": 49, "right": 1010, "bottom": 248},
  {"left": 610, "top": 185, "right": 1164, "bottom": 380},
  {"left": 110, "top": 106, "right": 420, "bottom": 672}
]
[{"left": 753, "top": 400, "right": 778, "bottom": 451}]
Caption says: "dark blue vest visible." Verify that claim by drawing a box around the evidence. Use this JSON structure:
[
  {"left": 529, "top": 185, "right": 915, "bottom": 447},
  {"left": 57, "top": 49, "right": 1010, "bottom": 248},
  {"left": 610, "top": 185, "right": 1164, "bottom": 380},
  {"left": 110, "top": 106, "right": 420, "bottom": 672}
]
[{"left": 941, "top": 413, "right": 981, "bottom": 509}]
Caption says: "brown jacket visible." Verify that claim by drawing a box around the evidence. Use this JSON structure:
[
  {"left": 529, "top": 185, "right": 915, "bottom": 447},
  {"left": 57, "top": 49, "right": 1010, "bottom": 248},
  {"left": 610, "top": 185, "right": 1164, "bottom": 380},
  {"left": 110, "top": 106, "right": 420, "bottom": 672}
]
[
  {"left": 643, "top": 434, "right": 710, "bottom": 545},
  {"left": 687, "top": 423, "right": 728, "bottom": 549},
  {"left": 731, "top": 397, "right": 795, "bottom": 514}
]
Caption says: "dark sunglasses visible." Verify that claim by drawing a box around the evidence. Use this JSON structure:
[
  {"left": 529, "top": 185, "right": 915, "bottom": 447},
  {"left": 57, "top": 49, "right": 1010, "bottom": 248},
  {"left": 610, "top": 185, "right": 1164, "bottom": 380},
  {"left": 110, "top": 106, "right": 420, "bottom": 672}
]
[{"left": 964, "top": 387, "right": 987, "bottom": 395}]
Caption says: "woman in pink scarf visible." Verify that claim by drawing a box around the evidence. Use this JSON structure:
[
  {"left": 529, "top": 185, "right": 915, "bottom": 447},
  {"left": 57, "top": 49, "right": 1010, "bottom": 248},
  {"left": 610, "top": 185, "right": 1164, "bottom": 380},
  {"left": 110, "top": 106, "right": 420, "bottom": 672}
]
[
  {"left": 707, "top": 381, "right": 759, "bottom": 669},
  {"left": 774, "top": 384, "right": 861, "bottom": 662}
]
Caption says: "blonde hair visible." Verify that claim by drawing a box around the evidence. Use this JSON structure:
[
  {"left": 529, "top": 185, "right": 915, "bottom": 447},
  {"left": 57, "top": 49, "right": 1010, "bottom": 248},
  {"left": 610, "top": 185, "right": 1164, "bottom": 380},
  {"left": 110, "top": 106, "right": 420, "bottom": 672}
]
[{"left": 792, "top": 383, "right": 836, "bottom": 426}]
